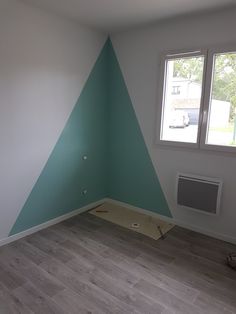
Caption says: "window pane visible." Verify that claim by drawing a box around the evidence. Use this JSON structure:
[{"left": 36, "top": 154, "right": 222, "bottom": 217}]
[
  {"left": 161, "top": 55, "right": 204, "bottom": 143},
  {"left": 206, "top": 52, "right": 236, "bottom": 147}
]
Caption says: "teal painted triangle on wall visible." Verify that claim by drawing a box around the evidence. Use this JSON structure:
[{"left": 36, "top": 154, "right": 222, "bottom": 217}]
[
  {"left": 107, "top": 40, "right": 172, "bottom": 217},
  {"left": 10, "top": 40, "right": 109, "bottom": 235},
  {"left": 10, "top": 38, "right": 172, "bottom": 236}
]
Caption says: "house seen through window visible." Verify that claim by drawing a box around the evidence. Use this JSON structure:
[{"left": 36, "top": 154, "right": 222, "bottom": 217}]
[{"left": 158, "top": 48, "right": 236, "bottom": 152}]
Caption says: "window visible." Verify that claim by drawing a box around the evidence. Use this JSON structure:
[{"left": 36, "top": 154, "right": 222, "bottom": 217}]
[
  {"left": 206, "top": 52, "right": 236, "bottom": 147},
  {"left": 158, "top": 46, "right": 236, "bottom": 152},
  {"left": 160, "top": 52, "right": 205, "bottom": 144},
  {"left": 172, "top": 86, "right": 181, "bottom": 95}
]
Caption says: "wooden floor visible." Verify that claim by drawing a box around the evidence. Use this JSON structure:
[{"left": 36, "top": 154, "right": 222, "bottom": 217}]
[{"left": 0, "top": 212, "right": 236, "bottom": 314}]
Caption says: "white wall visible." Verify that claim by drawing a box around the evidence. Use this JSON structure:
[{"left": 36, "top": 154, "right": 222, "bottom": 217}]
[
  {"left": 111, "top": 7, "right": 236, "bottom": 243},
  {"left": 0, "top": 0, "right": 106, "bottom": 238}
]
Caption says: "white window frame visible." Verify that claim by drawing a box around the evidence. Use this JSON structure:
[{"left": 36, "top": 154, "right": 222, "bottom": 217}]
[
  {"left": 157, "top": 49, "right": 208, "bottom": 149},
  {"left": 157, "top": 44, "right": 236, "bottom": 154},
  {"left": 200, "top": 45, "right": 236, "bottom": 153}
]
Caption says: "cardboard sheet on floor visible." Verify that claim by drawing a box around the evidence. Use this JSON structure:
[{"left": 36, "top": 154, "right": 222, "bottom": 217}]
[{"left": 89, "top": 202, "right": 174, "bottom": 240}]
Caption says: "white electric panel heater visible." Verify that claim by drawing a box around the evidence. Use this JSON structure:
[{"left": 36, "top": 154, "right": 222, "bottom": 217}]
[{"left": 176, "top": 173, "right": 222, "bottom": 215}]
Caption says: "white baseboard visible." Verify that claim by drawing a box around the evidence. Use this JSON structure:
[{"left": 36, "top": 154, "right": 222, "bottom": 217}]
[
  {"left": 0, "top": 199, "right": 106, "bottom": 247},
  {"left": 104, "top": 198, "right": 174, "bottom": 223},
  {"left": 1, "top": 197, "right": 236, "bottom": 247},
  {"left": 105, "top": 198, "right": 236, "bottom": 245}
]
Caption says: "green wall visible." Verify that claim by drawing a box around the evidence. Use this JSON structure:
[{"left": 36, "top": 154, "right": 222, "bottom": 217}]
[
  {"left": 107, "top": 40, "right": 171, "bottom": 217},
  {"left": 10, "top": 39, "right": 171, "bottom": 236}
]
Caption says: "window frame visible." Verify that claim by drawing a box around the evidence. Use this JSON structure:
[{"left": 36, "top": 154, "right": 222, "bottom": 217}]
[
  {"left": 156, "top": 49, "right": 208, "bottom": 149},
  {"left": 200, "top": 45, "right": 236, "bottom": 153},
  {"left": 157, "top": 44, "right": 236, "bottom": 153}
]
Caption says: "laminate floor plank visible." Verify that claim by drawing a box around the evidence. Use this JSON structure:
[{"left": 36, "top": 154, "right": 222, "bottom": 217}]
[
  {"left": 134, "top": 278, "right": 203, "bottom": 314},
  {"left": 99, "top": 248, "right": 199, "bottom": 303},
  {"left": 0, "top": 282, "right": 33, "bottom": 314},
  {"left": 0, "top": 261, "right": 27, "bottom": 291},
  {"left": 25, "top": 233, "right": 75, "bottom": 263},
  {"left": 53, "top": 288, "right": 105, "bottom": 314},
  {"left": 66, "top": 258, "right": 164, "bottom": 314},
  {"left": 39, "top": 257, "right": 135, "bottom": 314},
  {"left": 10, "top": 240, "right": 49, "bottom": 265},
  {"left": 0, "top": 211, "right": 235, "bottom": 313},
  {"left": 49, "top": 223, "right": 109, "bottom": 254},
  {"left": 12, "top": 282, "right": 65, "bottom": 314},
  {"left": 0, "top": 246, "right": 65, "bottom": 297}
]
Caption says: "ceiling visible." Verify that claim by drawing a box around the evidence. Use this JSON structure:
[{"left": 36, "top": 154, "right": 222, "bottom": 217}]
[{"left": 21, "top": 0, "right": 235, "bottom": 32}]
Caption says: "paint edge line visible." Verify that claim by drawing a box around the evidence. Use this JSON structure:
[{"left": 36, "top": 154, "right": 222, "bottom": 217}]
[
  {"left": 105, "top": 198, "right": 236, "bottom": 245},
  {"left": 1, "top": 199, "right": 106, "bottom": 247}
]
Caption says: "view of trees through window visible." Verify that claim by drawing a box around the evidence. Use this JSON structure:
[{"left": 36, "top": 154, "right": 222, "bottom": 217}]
[
  {"left": 173, "top": 57, "right": 203, "bottom": 84},
  {"left": 207, "top": 53, "right": 236, "bottom": 146},
  {"left": 174, "top": 53, "right": 236, "bottom": 146}
]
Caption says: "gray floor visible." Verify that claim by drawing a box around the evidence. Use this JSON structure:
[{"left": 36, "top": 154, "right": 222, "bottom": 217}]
[{"left": 0, "top": 212, "right": 236, "bottom": 314}]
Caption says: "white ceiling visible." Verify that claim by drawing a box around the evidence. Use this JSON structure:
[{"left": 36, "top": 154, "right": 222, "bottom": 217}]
[{"left": 21, "top": 0, "right": 235, "bottom": 32}]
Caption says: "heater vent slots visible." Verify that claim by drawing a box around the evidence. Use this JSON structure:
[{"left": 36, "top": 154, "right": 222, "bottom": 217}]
[{"left": 176, "top": 173, "right": 222, "bottom": 215}]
